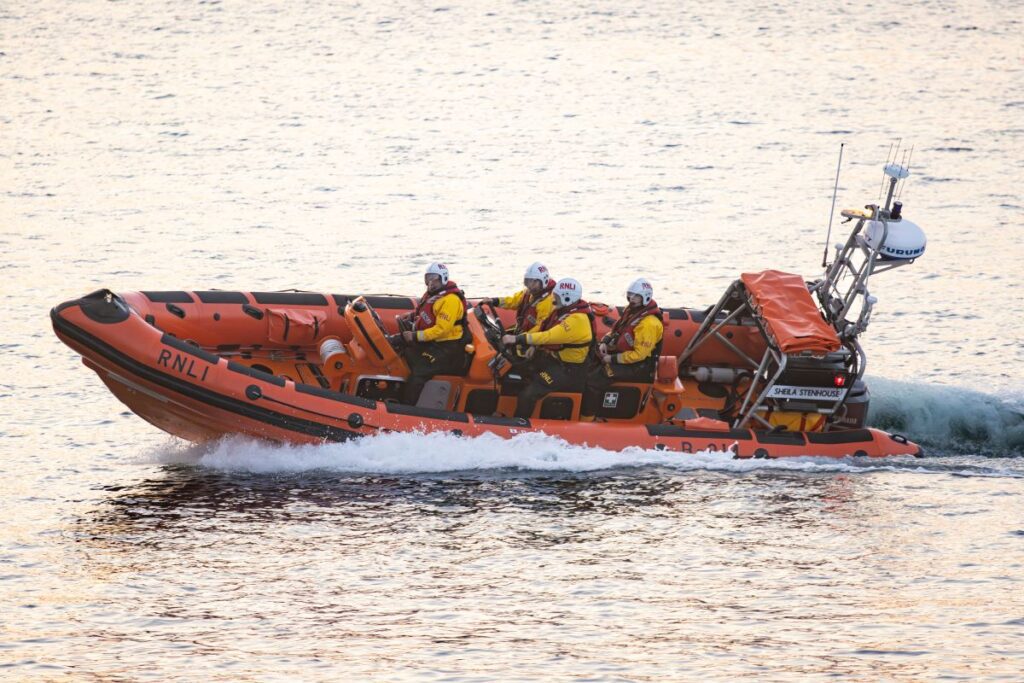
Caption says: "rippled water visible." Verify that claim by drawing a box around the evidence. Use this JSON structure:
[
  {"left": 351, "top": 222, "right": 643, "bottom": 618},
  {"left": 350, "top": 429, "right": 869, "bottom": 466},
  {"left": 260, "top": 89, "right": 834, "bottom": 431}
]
[{"left": 3, "top": 0, "right": 1023, "bottom": 679}]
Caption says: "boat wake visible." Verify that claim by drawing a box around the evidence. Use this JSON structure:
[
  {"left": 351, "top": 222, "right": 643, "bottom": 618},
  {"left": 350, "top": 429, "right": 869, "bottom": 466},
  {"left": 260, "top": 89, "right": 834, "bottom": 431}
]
[
  {"left": 147, "top": 377, "right": 1024, "bottom": 476},
  {"left": 867, "top": 376, "right": 1024, "bottom": 456},
  {"left": 153, "top": 428, "right": 1023, "bottom": 479}
]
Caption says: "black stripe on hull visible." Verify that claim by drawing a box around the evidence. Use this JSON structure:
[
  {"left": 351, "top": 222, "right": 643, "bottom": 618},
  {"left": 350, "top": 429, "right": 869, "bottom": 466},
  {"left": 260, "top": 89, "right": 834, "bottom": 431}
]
[
  {"left": 143, "top": 291, "right": 194, "bottom": 303},
  {"left": 252, "top": 292, "right": 329, "bottom": 306},
  {"left": 196, "top": 290, "right": 249, "bottom": 304},
  {"left": 806, "top": 429, "right": 873, "bottom": 444}
]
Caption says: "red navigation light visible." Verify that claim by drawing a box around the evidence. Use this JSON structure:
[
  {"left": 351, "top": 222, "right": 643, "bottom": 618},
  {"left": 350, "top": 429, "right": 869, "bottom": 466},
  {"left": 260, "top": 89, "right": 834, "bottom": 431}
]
[{"left": 834, "top": 374, "right": 847, "bottom": 388}]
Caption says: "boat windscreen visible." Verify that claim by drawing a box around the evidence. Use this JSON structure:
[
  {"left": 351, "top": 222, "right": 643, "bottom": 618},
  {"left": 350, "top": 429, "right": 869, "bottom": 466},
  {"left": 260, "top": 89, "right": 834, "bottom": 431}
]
[{"left": 740, "top": 270, "right": 841, "bottom": 355}]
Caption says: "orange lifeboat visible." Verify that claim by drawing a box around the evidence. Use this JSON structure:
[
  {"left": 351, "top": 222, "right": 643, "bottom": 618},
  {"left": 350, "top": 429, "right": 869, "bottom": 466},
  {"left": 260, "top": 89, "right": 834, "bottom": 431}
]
[
  {"left": 50, "top": 283, "right": 922, "bottom": 459},
  {"left": 52, "top": 161, "right": 928, "bottom": 459}
]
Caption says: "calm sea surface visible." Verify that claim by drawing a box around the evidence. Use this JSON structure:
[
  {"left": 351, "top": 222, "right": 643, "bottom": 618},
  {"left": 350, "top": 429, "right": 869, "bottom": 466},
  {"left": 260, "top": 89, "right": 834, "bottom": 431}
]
[{"left": 2, "top": 1, "right": 1023, "bottom": 679}]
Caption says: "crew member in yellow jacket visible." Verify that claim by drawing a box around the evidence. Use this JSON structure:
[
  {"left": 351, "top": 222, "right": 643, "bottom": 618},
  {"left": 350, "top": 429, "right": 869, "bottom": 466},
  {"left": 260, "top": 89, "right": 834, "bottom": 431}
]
[
  {"left": 398, "top": 262, "right": 470, "bottom": 405},
  {"left": 501, "top": 278, "right": 594, "bottom": 419},
  {"left": 581, "top": 277, "right": 665, "bottom": 420},
  {"left": 485, "top": 261, "right": 556, "bottom": 334}
]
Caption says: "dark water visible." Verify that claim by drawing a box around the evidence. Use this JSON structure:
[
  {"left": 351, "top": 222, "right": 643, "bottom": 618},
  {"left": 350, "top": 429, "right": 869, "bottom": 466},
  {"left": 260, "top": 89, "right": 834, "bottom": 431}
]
[{"left": 3, "top": 0, "right": 1023, "bottom": 679}]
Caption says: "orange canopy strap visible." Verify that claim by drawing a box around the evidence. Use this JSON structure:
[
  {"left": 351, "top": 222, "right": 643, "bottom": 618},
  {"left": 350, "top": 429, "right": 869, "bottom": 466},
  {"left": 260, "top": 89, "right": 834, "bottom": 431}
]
[{"left": 739, "top": 270, "right": 840, "bottom": 355}]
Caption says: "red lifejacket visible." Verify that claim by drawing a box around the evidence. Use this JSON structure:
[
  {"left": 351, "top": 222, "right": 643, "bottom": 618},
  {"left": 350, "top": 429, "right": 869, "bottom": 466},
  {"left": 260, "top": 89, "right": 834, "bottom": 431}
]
[
  {"left": 607, "top": 300, "right": 663, "bottom": 353},
  {"left": 515, "top": 279, "right": 556, "bottom": 332},
  {"left": 413, "top": 281, "right": 468, "bottom": 332},
  {"left": 538, "top": 300, "right": 597, "bottom": 353}
]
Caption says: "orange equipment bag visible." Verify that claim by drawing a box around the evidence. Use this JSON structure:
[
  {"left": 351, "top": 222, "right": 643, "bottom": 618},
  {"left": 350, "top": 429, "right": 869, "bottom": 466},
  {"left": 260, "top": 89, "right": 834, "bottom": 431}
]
[{"left": 266, "top": 308, "right": 327, "bottom": 345}]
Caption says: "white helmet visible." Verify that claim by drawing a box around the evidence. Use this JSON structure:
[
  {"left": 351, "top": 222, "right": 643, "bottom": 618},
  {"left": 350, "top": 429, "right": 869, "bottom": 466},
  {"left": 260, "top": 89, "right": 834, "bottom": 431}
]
[
  {"left": 425, "top": 262, "right": 449, "bottom": 285},
  {"left": 523, "top": 261, "right": 550, "bottom": 287},
  {"left": 553, "top": 278, "right": 582, "bottom": 307},
  {"left": 627, "top": 277, "right": 654, "bottom": 306}
]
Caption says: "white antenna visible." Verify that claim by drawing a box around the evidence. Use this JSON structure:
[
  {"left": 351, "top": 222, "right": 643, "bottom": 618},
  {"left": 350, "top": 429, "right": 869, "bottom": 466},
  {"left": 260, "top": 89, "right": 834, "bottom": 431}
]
[
  {"left": 879, "top": 139, "right": 902, "bottom": 201},
  {"left": 883, "top": 161, "right": 910, "bottom": 211},
  {"left": 822, "top": 143, "right": 844, "bottom": 268},
  {"left": 897, "top": 145, "right": 914, "bottom": 200},
  {"left": 878, "top": 143, "right": 893, "bottom": 200}
]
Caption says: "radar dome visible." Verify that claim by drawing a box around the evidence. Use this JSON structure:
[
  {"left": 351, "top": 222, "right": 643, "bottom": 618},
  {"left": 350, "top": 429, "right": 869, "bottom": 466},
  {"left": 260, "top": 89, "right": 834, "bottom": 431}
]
[{"left": 864, "top": 218, "right": 926, "bottom": 260}]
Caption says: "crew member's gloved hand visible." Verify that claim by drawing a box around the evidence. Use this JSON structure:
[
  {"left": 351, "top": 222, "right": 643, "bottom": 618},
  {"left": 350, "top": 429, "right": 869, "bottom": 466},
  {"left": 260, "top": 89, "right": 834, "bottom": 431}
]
[
  {"left": 402, "top": 330, "right": 415, "bottom": 343},
  {"left": 501, "top": 334, "right": 517, "bottom": 346}
]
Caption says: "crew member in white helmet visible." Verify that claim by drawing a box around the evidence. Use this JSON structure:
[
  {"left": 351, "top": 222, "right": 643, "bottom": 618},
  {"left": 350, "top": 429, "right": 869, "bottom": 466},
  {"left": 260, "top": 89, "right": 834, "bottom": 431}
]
[
  {"left": 581, "top": 278, "right": 664, "bottom": 421},
  {"left": 485, "top": 262, "right": 556, "bottom": 334},
  {"left": 399, "top": 263, "right": 470, "bottom": 405},
  {"left": 501, "top": 278, "right": 595, "bottom": 419}
]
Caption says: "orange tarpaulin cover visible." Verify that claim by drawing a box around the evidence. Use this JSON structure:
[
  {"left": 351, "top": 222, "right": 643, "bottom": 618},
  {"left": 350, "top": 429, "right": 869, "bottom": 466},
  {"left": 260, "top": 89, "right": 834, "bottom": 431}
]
[{"left": 740, "top": 270, "right": 840, "bottom": 355}]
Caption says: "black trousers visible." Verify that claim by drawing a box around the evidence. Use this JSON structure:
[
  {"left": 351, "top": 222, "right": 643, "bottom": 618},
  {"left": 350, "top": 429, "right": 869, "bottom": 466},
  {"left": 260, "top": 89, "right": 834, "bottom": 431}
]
[
  {"left": 581, "top": 360, "right": 655, "bottom": 416},
  {"left": 514, "top": 355, "right": 588, "bottom": 419},
  {"left": 401, "top": 340, "right": 467, "bottom": 405}
]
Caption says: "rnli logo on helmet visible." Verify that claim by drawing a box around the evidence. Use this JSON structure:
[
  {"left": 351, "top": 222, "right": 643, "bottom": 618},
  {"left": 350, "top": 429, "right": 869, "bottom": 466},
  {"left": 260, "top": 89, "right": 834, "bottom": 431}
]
[
  {"left": 559, "top": 282, "right": 576, "bottom": 290},
  {"left": 437, "top": 263, "right": 447, "bottom": 270},
  {"left": 538, "top": 265, "right": 548, "bottom": 273},
  {"left": 642, "top": 282, "right": 652, "bottom": 291}
]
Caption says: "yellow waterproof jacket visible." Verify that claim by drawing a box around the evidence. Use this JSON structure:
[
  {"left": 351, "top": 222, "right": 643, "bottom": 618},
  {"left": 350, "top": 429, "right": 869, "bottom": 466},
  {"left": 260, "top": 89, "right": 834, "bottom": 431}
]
[
  {"left": 416, "top": 293, "right": 465, "bottom": 343},
  {"left": 614, "top": 314, "right": 664, "bottom": 364},
  {"left": 497, "top": 289, "right": 556, "bottom": 333},
  {"left": 523, "top": 312, "right": 593, "bottom": 364}
]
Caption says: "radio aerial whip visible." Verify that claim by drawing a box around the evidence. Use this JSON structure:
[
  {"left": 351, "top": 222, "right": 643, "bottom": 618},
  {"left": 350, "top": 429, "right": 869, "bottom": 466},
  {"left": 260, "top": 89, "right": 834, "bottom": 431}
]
[{"left": 821, "top": 142, "right": 844, "bottom": 268}]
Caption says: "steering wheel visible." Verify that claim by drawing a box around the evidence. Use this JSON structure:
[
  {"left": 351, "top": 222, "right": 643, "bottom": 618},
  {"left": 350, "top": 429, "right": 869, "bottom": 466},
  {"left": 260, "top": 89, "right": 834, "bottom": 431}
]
[
  {"left": 476, "top": 302, "right": 528, "bottom": 364},
  {"left": 474, "top": 304, "right": 504, "bottom": 349},
  {"left": 475, "top": 301, "right": 502, "bottom": 334}
]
